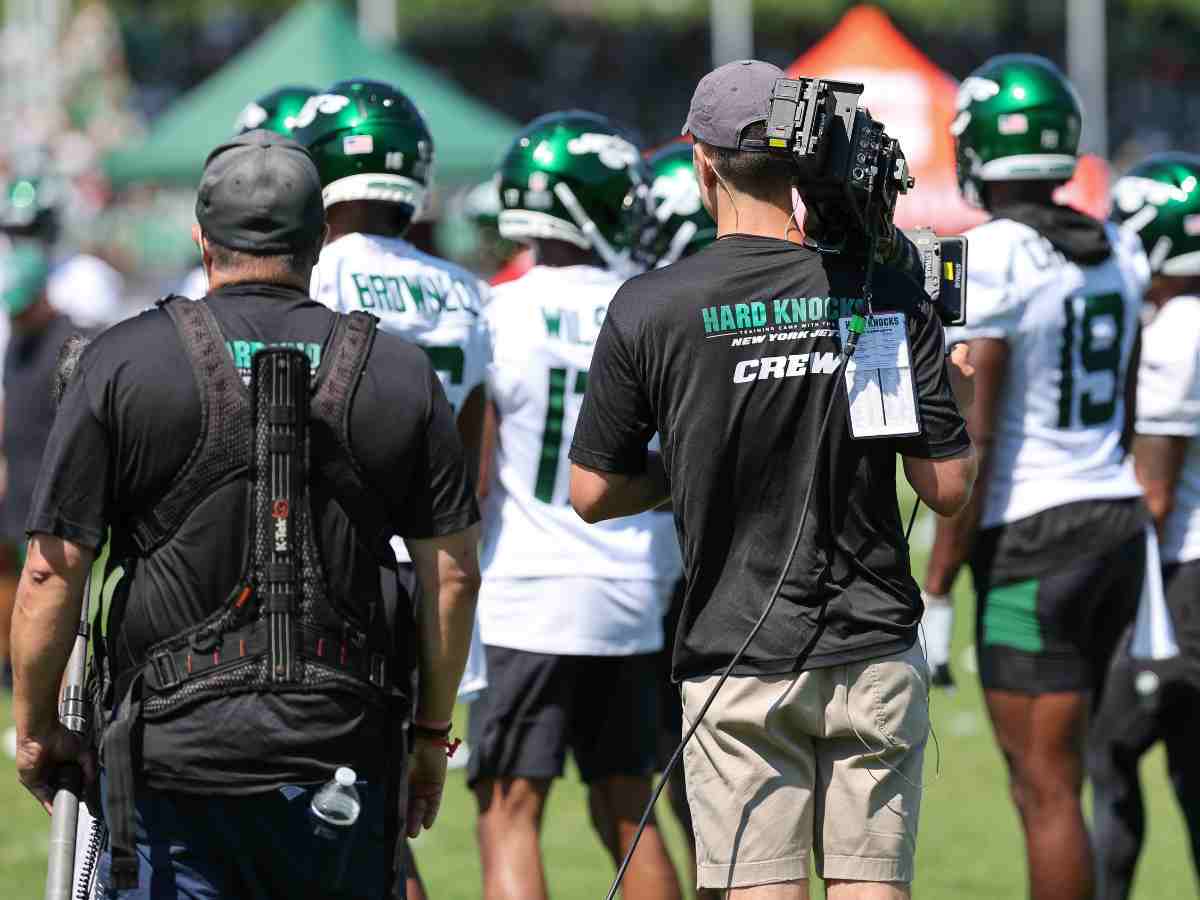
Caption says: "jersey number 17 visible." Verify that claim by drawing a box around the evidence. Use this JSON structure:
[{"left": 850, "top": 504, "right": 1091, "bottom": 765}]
[{"left": 536, "top": 367, "right": 588, "bottom": 504}]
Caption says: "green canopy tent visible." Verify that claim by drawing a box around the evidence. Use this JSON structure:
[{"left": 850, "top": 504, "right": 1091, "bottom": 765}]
[{"left": 105, "top": 0, "right": 517, "bottom": 188}]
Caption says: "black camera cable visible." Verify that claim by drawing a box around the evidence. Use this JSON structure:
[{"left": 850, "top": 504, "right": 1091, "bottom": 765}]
[
  {"left": 906, "top": 495, "right": 922, "bottom": 541},
  {"left": 602, "top": 323, "right": 866, "bottom": 900}
]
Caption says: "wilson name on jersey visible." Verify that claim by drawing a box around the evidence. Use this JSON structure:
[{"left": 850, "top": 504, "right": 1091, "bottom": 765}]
[
  {"left": 312, "top": 232, "right": 492, "bottom": 412},
  {"left": 951, "top": 217, "right": 1149, "bottom": 528},
  {"left": 481, "top": 265, "right": 681, "bottom": 581}
]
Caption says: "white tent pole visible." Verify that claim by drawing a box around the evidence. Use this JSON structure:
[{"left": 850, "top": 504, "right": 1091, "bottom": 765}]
[
  {"left": 710, "top": 0, "right": 753, "bottom": 68},
  {"left": 358, "top": 0, "right": 397, "bottom": 47},
  {"left": 1066, "top": 0, "right": 1107, "bottom": 157}
]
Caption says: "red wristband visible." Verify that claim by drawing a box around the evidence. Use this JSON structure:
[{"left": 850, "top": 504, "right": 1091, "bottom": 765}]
[
  {"left": 411, "top": 720, "right": 461, "bottom": 758},
  {"left": 413, "top": 718, "right": 452, "bottom": 733}
]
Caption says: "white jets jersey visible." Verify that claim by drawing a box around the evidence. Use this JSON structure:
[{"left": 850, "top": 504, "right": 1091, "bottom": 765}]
[
  {"left": 312, "top": 232, "right": 492, "bottom": 413},
  {"left": 950, "top": 217, "right": 1149, "bottom": 528},
  {"left": 178, "top": 265, "right": 207, "bottom": 300},
  {"left": 313, "top": 232, "right": 491, "bottom": 569},
  {"left": 1137, "top": 295, "right": 1200, "bottom": 564},
  {"left": 480, "top": 264, "right": 681, "bottom": 583}
]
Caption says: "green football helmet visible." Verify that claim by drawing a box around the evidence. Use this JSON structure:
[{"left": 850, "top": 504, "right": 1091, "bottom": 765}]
[
  {"left": 291, "top": 78, "right": 434, "bottom": 219},
  {"left": 497, "top": 111, "right": 645, "bottom": 272},
  {"left": 0, "top": 175, "right": 62, "bottom": 240},
  {"left": 634, "top": 143, "right": 716, "bottom": 268},
  {"left": 233, "top": 85, "right": 318, "bottom": 136},
  {"left": 952, "top": 54, "right": 1083, "bottom": 207},
  {"left": 1112, "top": 153, "right": 1200, "bottom": 276}
]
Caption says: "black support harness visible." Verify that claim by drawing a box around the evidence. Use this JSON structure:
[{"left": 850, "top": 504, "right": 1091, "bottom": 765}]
[{"left": 101, "top": 297, "right": 402, "bottom": 887}]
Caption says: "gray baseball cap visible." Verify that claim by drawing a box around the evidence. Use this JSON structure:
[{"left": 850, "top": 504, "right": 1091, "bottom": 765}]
[
  {"left": 682, "top": 59, "right": 784, "bottom": 150},
  {"left": 196, "top": 130, "right": 325, "bottom": 253}
]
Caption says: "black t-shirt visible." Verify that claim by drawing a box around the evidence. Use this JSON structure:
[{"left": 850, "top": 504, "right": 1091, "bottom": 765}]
[
  {"left": 570, "top": 236, "right": 969, "bottom": 681},
  {"left": 2, "top": 315, "right": 79, "bottom": 541},
  {"left": 28, "top": 283, "right": 479, "bottom": 793}
]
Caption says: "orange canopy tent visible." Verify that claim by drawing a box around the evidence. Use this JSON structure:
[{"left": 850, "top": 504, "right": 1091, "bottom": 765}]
[{"left": 785, "top": 5, "right": 1110, "bottom": 232}]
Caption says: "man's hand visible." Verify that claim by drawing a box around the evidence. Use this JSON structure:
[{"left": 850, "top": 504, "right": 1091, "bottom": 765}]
[
  {"left": 406, "top": 737, "right": 449, "bottom": 838},
  {"left": 947, "top": 343, "right": 975, "bottom": 413},
  {"left": 11, "top": 534, "right": 95, "bottom": 810},
  {"left": 15, "top": 722, "right": 96, "bottom": 814}
]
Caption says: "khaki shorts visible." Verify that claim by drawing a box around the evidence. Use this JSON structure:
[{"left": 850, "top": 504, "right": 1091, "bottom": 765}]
[{"left": 681, "top": 641, "right": 929, "bottom": 890}]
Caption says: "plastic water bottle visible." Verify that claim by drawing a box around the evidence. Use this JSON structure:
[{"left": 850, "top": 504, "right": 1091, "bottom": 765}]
[{"left": 310, "top": 767, "right": 361, "bottom": 839}]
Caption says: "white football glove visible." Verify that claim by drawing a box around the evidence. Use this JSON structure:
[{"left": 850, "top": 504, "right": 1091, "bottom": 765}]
[{"left": 920, "top": 591, "right": 955, "bottom": 687}]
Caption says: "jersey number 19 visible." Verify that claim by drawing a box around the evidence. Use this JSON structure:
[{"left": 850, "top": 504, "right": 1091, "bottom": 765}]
[{"left": 1058, "top": 292, "right": 1124, "bottom": 428}]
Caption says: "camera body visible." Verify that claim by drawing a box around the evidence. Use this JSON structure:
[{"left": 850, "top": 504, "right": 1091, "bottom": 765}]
[
  {"left": 761, "top": 76, "right": 967, "bottom": 326},
  {"left": 763, "top": 77, "right": 913, "bottom": 252},
  {"left": 902, "top": 229, "right": 968, "bottom": 327}
]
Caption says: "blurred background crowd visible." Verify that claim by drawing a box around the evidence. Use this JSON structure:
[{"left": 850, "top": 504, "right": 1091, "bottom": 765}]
[{"left": 0, "top": 0, "right": 1198, "bottom": 315}]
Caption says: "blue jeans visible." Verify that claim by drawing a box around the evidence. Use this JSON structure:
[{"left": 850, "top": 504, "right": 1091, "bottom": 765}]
[{"left": 96, "top": 773, "right": 389, "bottom": 899}]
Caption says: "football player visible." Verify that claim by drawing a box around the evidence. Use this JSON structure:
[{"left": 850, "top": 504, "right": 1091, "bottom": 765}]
[
  {"left": 1090, "top": 153, "right": 1200, "bottom": 899},
  {"left": 470, "top": 111, "right": 682, "bottom": 900},
  {"left": 179, "top": 84, "right": 317, "bottom": 299},
  {"left": 294, "top": 79, "right": 491, "bottom": 900},
  {"left": 923, "top": 55, "right": 1151, "bottom": 900},
  {"left": 295, "top": 80, "right": 490, "bottom": 434},
  {"left": 633, "top": 142, "right": 718, "bottom": 270}
]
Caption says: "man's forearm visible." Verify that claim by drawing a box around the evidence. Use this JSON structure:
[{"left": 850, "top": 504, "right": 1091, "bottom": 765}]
[
  {"left": 570, "top": 452, "right": 669, "bottom": 524},
  {"left": 12, "top": 537, "right": 93, "bottom": 740},
  {"left": 411, "top": 528, "right": 481, "bottom": 724},
  {"left": 924, "top": 446, "right": 988, "bottom": 595},
  {"left": 416, "top": 580, "right": 476, "bottom": 724}
]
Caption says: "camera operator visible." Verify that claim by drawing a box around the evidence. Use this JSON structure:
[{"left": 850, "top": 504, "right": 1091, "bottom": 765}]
[
  {"left": 10, "top": 131, "right": 480, "bottom": 899},
  {"left": 568, "top": 60, "right": 976, "bottom": 900}
]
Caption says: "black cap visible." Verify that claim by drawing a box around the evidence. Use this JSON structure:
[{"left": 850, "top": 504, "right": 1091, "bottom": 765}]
[
  {"left": 196, "top": 130, "right": 325, "bottom": 253},
  {"left": 682, "top": 59, "right": 784, "bottom": 150}
]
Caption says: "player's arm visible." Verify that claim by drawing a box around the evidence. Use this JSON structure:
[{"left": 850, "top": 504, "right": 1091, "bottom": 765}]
[
  {"left": 456, "top": 384, "right": 487, "bottom": 496},
  {"left": 475, "top": 397, "right": 499, "bottom": 500},
  {"left": 1133, "top": 435, "right": 1187, "bottom": 536},
  {"left": 1122, "top": 327, "right": 1141, "bottom": 455},
  {"left": 1132, "top": 302, "right": 1200, "bottom": 538},
  {"left": 923, "top": 337, "right": 1007, "bottom": 594}
]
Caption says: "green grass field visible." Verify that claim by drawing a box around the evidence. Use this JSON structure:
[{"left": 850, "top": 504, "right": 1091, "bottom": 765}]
[{"left": 1, "top": 532, "right": 1196, "bottom": 898}]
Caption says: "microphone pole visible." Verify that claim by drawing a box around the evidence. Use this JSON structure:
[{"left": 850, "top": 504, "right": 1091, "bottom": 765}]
[{"left": 44, "top": 574, "right": 92, "bottom": 900}]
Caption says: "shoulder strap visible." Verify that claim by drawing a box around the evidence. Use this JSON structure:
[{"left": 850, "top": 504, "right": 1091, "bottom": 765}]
[
  {"left": 127, "top": 297, "right": 250, "bottom": 553},
  {"left": 313, "top": 310, "right": 376, "bottom": 433},
  {"left": 310, "top": 311, "right": 393, "bottom": 562}
]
